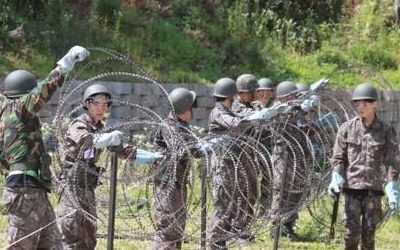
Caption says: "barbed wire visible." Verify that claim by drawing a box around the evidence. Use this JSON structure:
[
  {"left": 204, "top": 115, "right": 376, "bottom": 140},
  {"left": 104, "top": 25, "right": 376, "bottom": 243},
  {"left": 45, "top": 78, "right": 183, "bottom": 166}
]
[{"left": 7, "top": 48, "right": 399, "bottom": 249}]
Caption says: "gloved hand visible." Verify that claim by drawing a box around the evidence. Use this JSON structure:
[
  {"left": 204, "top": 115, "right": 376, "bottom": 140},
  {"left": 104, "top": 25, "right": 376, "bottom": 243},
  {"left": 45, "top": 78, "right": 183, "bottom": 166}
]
[
  {"left": 310, "top": 78, "right": 329, "bottom": 94},
  {"left": 93, "top": 130, "right": 125, "bottom": 148},
  {"left": 197, "top": 138, "right": 231, "bottom": 153},
  {"left": 246, "top": 104, "right": 288, "bottom": 121},
  {"left": 57, "top": 45, "right": 90, "bottom": 73},
  {"left": 328, "top": 171, "right": 345, "bottom": 197},
  {"left": 316, "top": 112, "right": 338, "bottom": 128},
  {"left": 135, "top": 149, "right": 164, "bottom": 165},
  {"left": 385, "top": 181, "right": 399, "bottom": 211},
  {"left": 301, "top": 95, "right": 320, "bottom": 112}
]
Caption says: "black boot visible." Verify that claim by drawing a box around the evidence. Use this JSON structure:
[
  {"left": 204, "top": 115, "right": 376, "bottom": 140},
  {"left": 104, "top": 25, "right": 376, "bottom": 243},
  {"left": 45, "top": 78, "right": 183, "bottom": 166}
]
[
  {"left": 282, "top": 222, "right": 300, "bottom": 241},
  {"left": 210, "top": 241, "right": 227, "bottom": 250}
]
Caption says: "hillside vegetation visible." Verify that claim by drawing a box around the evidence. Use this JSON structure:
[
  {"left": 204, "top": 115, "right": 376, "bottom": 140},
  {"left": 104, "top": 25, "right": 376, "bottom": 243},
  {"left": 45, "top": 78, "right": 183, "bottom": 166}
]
[{"left": 1, "top": 0, "right": 400, "bottom": 88}]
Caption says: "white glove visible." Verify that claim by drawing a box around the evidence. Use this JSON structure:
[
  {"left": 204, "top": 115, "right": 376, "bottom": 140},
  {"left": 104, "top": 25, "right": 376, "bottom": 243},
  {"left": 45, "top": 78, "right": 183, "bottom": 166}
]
[
  {"left": 385, "top": 181, "right": 399, "bottom": 211},
  {"left": 135, "top": 149, "right": 164, "bottom": 165},
  {"left": 93, "top": 130, "right": 125, "bottom": 148},
  {"left": 246, "top": 104, "right": 287, "bottom": 121},
  {"left": 328, "top": 171, "right": 345, "bottom": 197},
  {"left": 301, "top": 95, "right": 320, "bottom": 112},
  {"left": 197, "top": 138, "right": 231, "bottom": 153},
  {"left": 57, "top": 45, "right": 90, "bottom": 73}
]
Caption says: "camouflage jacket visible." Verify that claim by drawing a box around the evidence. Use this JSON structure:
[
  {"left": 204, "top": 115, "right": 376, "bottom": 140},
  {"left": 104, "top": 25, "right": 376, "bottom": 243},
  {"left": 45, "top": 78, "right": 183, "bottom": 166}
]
[
  {"left": 331, "top": 115, "right": 399, "bottom": 190},
  {"left": 0, "top": 69, "right": 64, "bottom": 169},
  {"left": 209, "top": 102, "right": 243, "bottom": 133},
  {"left": 153, "top": 112, "right": 201, "bottom": 187},
  {"left": 208, "top": 102, "right": 252, "bottom": 160},
  {"left": 63, "top": 113, "right": 135, "bottom": 168},
  {"left": 231, "top": 99, "right": 257, "bottom": 118}
]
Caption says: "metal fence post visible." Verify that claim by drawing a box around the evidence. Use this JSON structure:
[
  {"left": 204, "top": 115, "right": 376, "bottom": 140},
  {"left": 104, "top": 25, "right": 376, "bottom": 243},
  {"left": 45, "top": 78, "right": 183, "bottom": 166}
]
[{"left": 107, "top": 153, "right": 118, "bottom": 250}]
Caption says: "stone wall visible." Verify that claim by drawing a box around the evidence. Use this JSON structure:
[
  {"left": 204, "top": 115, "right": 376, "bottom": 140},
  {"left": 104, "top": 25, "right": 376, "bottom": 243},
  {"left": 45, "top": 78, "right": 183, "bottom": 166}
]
[{"left": 40, "top": 81, "right": 400, "bottom": 134}]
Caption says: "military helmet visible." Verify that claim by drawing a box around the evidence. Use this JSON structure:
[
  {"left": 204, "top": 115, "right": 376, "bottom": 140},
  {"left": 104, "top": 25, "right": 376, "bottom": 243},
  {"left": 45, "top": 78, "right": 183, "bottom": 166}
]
[
  {"left": 257, "top": 78, "right": 275, "bottom": 90},
  {"left": 83, "top": 84, "right": 111, "bottom": 102},
  {"left": 352, "top": 83, "right": 378, "bottom": 101},
  {"left": 275, "top": 81, "right": 298, "bottom": 98},
  {"left": 213, "top": 78, "right": 238, "bottom": 98},
  {"left": 296, "top": 83, "right": 309, "bottom": 93},
  {"left": 236, "top": 74, "right": 258, "bottom": 92},
  {"left": 169, "top": 87, "right": 197, "bottom": 115},
  {"left": 4, "top": 70, "right": 37, "bottom": 98}
]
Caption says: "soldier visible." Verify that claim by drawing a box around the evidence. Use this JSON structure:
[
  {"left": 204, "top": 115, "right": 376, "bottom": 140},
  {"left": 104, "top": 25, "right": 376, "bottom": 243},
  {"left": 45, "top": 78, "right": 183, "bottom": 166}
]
[
  {"left": 231, "top": 73, "right": 260, "bottom": 236},
  {"left": 269, "top": 80, "right": 310, "bottom": 241},
  {"left": 57, "top": 83, "right": 163, "bottom": 250},
  {"left": 328, "top": 83, "right": 399, "bottom": 250},
  {"left": 0, "top": 46, "right": 89, "bottom": 250},
  {"left": 231, "top": 73, "right": 258, "bottom": 116},
  {"left": 208, "top": 77, "right": 260, "bottom": 249},
  {"left": 152, "top": 87, "right": 223, "bottom": 249},
  {"left": 254, "top": 77, "right": 275, "bottom": 109},
  {"left": 252, "top": 77, "right": 276, "bottom": 216}
]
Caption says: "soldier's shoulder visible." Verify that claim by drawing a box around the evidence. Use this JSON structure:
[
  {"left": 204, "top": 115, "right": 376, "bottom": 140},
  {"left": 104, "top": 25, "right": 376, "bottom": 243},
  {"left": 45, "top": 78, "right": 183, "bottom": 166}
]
[
  {"left": 337, "top": 118, "right": 355, "bottom": 132},
  {"left": 69, "top": 113, "right": 89, "bottom": 126}
]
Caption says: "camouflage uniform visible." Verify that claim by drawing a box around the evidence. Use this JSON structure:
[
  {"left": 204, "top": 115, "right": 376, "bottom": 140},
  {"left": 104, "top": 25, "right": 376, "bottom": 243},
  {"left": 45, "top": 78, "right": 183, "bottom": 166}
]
[
  {"left": 231, "top": 99, "right": 256, "bottom": 118},
  {"left": 208, "top": 102, "right": 258, "bottom": 249},
  {"left": 0, "top": 69, "right": 64, "bottom": 250},
  {"left": 230, "top": 100, "right": 259, "bottom": 225},
  {"left": 252, "top": 99, "right": 275, "bottom": 214},
  {"left": 152, "top": 113, "right": 202, "bottom": 250},
  {"left": 270, "top": 103, "right": 310, "bottom": 238},
  {"left": 57, "top": 113, "right": 135, "bottom": 250},
  {"left": 331, "top": 116, "right": 399, "bottom": 250}
]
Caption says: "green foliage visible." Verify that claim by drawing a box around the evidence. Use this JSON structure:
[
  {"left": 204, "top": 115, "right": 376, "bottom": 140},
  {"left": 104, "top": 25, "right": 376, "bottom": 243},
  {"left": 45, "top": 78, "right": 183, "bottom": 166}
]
[
  {"left": 92, "top": 0, "right": 122, "bottom": 27},
  {"left": 0, "top": 0, "right": 400, "bottom": 87}
]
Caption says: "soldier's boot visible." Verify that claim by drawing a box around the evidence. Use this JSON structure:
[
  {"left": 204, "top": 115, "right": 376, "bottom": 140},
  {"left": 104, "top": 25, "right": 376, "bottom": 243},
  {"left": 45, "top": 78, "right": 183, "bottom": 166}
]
[
  {"left": 282, "top": 222, "right": 300, "bottom": 242},
  {"left": 210, "top": 241, "right": 227, "bottom": 250},
  {"left": 344, "top": 244, "right": 359, "bottom": 250}
]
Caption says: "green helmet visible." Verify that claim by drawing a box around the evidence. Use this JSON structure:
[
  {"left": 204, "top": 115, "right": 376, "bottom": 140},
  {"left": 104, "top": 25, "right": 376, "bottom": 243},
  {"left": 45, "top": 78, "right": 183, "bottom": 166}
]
[
  {"left": 296, "top": 83, "right": 309, "bottom": 93},
  {"left": 4, "top": 70, "right": 37, "bottom": 98},
  {"left": 236, "top": 74, "right": 258, "bottom": 92},
  {"left": 276, "top": 81, "right": 298, "bottom": 98},
  {"left": 169, "top": 87, "right": 196, "bottom": 115},
  {"left": 213, "top": 78, "right": 238, "bottom": 98},
  {"left": 352, "top": 83, "right": 378, "bottom": 101},
  {"left": 83, "top": 84, "right": 111, "bottom": 102},
  {"left": 257, "top": 78, "right": 275, "bottom": 90}
]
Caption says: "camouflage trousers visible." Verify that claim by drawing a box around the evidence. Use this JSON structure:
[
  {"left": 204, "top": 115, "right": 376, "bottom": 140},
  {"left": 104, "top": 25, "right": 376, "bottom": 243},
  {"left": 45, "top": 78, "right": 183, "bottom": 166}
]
[
  {"left": 2, "top": 187, "right": 62, "bottom": 250},
  {"left": 152, "top": 181, "right": 187, "bottom": 250},
  {"left": 342, "top": 193, "right": 383, "bottom": 250},
  {"left": 209, "top": 160, "right": 258, "bottom": 246},
  {"left": 270, "top": 148, "right": 306, "bottom": 227},
  {"left": 57, "top": 183, "right": 97, "bottom": 250}
]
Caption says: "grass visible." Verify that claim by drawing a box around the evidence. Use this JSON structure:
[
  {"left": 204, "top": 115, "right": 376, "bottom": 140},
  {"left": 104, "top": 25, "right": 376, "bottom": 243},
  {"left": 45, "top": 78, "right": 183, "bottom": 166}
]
[{"left": 0, "top": 168, "right": 399, "bottom": 250}]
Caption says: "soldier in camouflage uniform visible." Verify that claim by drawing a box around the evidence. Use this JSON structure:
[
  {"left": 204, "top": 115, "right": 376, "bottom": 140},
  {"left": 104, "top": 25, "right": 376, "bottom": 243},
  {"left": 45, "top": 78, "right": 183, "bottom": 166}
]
[
  {"left": 231, "top": 74, "right": 260, "bottom": 234},
  {"left": 269, "top": 80, "right": 313, "bottom": 241},
  {"left": 231, "top": 74, "right": 258, "bottom": 117},
  {"left": 208, "top": 77, "right": 258, "bottom": 249},
  {"left": 253, "top": 77, "right": 275, "bottom": 110},
  {"left": 329, "top": 83, "right": 399, "bottom": 250},
  {"left": 57, "top": 83, "right": 162, "bottom": 250},
  {"left": 152, "top": 87, "right": 208, "bottom": 250},
  {"left": 252, "top": 77, "right": 276, "bottom": 216},
  {"left": 0, "top": 46, "right": 89, "bottom": 250}
]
